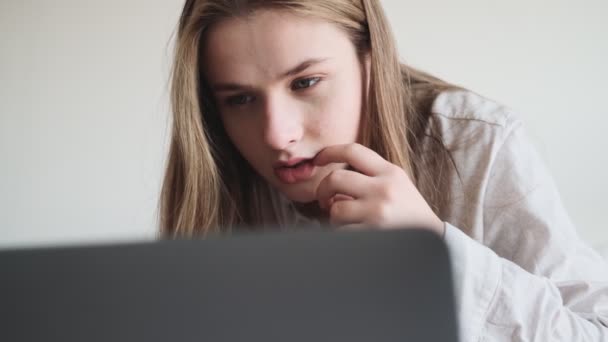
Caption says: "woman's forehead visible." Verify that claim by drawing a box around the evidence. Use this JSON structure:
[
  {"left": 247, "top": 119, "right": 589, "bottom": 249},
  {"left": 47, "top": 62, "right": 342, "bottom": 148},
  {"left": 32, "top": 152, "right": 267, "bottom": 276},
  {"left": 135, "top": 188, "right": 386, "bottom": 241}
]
[{"left": 202, "top": 9, "right": 356, "bottom": 83}]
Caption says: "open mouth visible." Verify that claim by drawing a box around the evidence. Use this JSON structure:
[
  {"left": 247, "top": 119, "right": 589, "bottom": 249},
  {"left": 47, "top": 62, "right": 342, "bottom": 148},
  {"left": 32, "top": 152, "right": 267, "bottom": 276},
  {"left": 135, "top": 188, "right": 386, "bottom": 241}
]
[
  {"left": 286, "top": 159, "right": 309, "bottom": 168},
  {"left": 274, "top": 159, "right": 316, "bottom": 184}
]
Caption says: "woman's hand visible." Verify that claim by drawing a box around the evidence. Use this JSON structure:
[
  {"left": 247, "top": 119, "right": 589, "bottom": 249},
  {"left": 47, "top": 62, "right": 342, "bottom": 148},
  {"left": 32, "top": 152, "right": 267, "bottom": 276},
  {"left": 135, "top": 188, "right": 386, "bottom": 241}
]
[{"left": 314, "top": 143, "right": 445, "bottom": 236}]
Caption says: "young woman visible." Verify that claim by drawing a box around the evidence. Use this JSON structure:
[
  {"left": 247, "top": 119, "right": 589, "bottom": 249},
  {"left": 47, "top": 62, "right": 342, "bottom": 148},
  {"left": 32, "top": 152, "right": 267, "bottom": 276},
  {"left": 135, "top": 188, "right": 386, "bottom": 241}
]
[{"left": 160, "top": 0, "right": 608, "bottom": 340}]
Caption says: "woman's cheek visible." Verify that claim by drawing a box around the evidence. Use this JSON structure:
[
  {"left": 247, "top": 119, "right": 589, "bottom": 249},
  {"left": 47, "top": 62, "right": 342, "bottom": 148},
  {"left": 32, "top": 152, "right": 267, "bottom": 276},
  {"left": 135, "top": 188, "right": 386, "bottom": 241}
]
[
  {"left": 317, "top": 97, "right": 361, "bottom": 142},
  {"left": 222, "top": 111, "right": 255, "bottom": 142},
  {"left": 302, "top": 92, "right": 336, "bottom": 129}
]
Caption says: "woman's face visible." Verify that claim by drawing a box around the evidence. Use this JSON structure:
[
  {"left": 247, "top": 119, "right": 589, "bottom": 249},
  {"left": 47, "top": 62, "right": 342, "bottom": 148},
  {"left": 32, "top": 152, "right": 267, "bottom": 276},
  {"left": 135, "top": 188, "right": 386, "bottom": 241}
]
[{"left": 203, "top": 9, "right": 367, "bottom": 203}]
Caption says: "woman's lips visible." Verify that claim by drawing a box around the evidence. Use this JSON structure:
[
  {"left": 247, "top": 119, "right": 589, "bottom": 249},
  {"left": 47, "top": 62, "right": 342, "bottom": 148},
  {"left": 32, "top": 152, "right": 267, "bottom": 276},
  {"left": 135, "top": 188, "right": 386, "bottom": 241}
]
[{"left": 274, "top": 159, "right": 316, "bottom": 184}]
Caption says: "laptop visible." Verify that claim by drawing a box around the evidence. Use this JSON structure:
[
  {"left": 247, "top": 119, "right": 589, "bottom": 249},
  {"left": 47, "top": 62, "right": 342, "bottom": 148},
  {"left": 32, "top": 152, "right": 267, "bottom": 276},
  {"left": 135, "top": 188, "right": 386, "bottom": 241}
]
[{"left": 0, "top": 228, "right": 458, "bottom": 342}]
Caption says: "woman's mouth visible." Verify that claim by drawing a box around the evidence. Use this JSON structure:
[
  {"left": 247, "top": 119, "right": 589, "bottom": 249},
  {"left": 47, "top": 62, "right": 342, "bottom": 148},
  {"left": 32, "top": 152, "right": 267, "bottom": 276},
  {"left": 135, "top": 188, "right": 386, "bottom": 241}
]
[{"left": 274, "top": 158, "right": 316, "bottom": 184}]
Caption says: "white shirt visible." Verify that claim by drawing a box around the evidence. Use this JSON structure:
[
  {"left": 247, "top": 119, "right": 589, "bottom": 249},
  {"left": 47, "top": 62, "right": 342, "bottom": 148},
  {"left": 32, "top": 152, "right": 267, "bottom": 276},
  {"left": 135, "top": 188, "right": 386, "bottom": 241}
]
[
  {"left": 431, "top": 90, "right": 608, "bottom": 341},
  {"left": 277, "top": 89, "right": 608, "bottom": 341}
]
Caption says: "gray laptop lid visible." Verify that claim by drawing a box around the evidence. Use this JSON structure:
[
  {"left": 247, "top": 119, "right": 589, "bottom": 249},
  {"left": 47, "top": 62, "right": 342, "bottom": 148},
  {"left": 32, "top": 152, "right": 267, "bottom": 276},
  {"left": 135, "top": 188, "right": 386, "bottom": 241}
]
[{"left": 0, "top": 228, "right": 458, "bottom": 342}]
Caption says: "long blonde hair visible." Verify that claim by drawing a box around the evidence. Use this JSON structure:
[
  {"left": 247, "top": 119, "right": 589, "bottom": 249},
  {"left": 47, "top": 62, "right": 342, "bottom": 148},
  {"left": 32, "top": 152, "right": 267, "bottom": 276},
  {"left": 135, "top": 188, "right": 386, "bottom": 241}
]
[{"left": 160, "top": 0, "right": 459, "bottom": 238}]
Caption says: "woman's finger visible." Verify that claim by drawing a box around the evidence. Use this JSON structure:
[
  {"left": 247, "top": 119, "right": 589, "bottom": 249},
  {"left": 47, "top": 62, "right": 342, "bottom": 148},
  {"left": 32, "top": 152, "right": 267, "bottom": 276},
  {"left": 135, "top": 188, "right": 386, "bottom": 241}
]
[
  {"left": 328, "top": 194, "right": 354, "bottom": 207},
  {"left": 313, "top": 143, "right": 387, "bottom": 176},
  {"left": 327, "top": 198, "right": 369, "bottom": 226},
  {"left": 316, "top": 169, "right": 371, "bottom": 209}
]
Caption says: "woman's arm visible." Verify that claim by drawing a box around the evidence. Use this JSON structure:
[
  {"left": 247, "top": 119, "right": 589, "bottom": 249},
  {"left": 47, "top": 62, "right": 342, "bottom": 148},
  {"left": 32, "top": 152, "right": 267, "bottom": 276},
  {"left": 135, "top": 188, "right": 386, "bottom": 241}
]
[{"left": 445, "top": 121, "right": 608, "bottom": 342}]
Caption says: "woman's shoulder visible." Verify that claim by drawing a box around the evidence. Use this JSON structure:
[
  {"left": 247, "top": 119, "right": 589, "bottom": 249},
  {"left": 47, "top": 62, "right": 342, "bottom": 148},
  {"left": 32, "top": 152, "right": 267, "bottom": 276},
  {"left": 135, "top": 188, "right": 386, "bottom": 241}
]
[
  {"left": 422, "top": 89, "right": 530, "bottom": 235},
  {"left": 427, "top": 88, "right": 523, "bottom": 152},
  {"left": 431, "top": 89, "right": 515, "bottom": 126}
]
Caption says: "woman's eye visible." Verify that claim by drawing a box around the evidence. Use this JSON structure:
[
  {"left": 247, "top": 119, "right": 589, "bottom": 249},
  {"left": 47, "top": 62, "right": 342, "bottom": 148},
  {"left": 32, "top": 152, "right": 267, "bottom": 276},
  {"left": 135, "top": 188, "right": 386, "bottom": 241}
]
[
  {"left": 226, "top": 94, "right": 255, "bottom": 106},
  {"left": 292, "top": 77, "right": 321, "bottom": 90}
]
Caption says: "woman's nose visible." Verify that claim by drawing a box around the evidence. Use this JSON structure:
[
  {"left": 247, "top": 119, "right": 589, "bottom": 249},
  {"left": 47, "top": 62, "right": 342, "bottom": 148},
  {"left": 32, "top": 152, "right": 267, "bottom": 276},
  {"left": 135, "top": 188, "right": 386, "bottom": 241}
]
[{"left": 262, "top": 95, "right": 303, "bottom": 151}]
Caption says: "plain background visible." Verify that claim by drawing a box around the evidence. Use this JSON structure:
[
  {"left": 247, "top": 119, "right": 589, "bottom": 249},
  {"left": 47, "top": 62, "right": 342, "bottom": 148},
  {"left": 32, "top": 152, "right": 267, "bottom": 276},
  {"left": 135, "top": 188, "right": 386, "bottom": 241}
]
[{"left": 1, "top": 0, "right": 607, "bottom": 254}]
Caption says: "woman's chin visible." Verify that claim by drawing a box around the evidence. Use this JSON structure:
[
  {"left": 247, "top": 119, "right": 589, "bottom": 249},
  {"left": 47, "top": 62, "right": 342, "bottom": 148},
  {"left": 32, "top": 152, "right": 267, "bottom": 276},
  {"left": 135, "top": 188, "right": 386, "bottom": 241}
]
[{"left": 277, "top": 182, "right": 318, "bottom": 204}]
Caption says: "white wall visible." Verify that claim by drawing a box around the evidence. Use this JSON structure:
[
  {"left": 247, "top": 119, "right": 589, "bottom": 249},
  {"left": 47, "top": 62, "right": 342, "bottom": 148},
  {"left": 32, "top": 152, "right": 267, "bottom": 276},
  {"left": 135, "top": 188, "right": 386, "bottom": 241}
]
[
  {"left": 383, "top": 0, "right": 608, "bottom": 250},
  {"left": 0, "top": 0, "right": 180, "bottom": 247},
  {"left": 1, "top": 0, "right": 606, "bottom": 252}
]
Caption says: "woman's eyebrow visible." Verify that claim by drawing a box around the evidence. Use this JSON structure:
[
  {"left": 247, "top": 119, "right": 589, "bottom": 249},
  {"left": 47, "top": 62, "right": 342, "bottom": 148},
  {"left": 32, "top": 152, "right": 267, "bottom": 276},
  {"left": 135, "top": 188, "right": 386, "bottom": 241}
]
[
  {"left": 282, "top": 57, "right": 329, "bottom": 77},
  {"left": 212, "top": 57, "right": 329, "bottom": 93}
]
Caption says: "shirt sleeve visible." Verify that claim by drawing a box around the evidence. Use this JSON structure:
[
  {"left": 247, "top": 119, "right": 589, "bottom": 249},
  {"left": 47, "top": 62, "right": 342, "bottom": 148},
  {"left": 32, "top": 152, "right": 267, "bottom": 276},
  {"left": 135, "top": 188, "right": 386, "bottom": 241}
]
[{"left": 443, "top": 119, "right": 608, "bottom": 342}]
